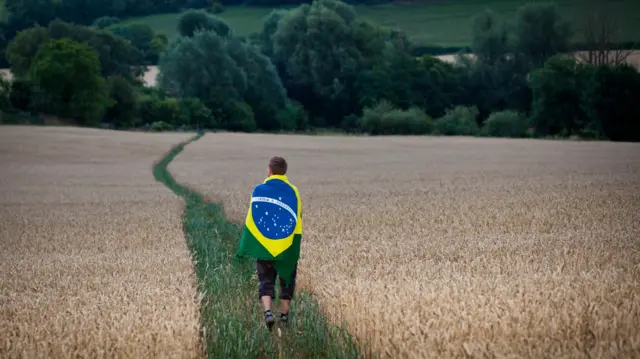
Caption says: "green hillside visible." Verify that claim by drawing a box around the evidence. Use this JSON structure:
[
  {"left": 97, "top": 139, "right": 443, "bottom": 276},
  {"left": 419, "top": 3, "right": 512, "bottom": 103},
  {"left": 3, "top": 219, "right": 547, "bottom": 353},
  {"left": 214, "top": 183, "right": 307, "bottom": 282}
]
[{"left": 122, "top": 0, "right": 640, "bottom": 46}]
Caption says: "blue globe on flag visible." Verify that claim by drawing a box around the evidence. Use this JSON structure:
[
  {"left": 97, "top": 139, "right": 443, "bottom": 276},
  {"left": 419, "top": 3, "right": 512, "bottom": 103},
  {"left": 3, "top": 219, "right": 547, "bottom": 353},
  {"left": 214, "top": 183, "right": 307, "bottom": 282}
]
[{"left": 250, "top": 182, "right": 298, "bottom": 240}]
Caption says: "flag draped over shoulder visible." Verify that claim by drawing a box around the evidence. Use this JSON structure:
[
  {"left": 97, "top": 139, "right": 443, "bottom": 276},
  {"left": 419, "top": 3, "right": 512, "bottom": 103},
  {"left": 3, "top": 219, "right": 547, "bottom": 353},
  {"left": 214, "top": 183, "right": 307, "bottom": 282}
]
[{"left": 236, "top": 174, "right": 302, "bottom": 286}]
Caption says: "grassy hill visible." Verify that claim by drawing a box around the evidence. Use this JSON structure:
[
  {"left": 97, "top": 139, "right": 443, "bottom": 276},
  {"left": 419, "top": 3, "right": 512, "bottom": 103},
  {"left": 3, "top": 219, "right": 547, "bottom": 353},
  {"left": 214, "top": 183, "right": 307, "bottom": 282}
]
[{"left": 121, "top": 0, "right": 640, "bottom": 47}]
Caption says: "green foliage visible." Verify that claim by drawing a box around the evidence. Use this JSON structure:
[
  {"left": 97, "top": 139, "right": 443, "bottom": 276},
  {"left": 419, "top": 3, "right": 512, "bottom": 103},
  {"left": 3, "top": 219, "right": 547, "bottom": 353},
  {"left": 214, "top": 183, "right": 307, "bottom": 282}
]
[
  {"left": 357, "top": 53, "right": 465, "bottom": 119},
  {"left": 360, "top": 100, "right": 435, "bottom": 135},
  {"left": 223, "top": 100, "right": 257, "bottom": 132},
  {"left": 582, "top": 64, "right": 640, "bottom": 142},
  {"left": 481, "top": 110, "right": 529, "bottom": 138},
  {"left": 6, "top": 20, "right": 145, "bottom": 80},
  {"left": 108, "top": 24, "right": 163, "bottom": 64},
  {"left": 513, "top": 2, "right": 572, "bottom": 69},
  {"left": 471, "top": 9, "right": 511, "bottom": 65},
  {"left": 436, "top": 105, "right": 480, "bottom": 136},
  {"left": 138, "top": 94, "right": 181, "bottom": 126},
  {"left": 29, "top": 38, "right": 109, "bottom": 125},
  {"left": 105, "top": 75, "right": 139, "bottom": 129},
  {"left": 178, "top": 9, "right": 231, "bottom": 37},
  {"left": 92, "top": 16, "right": 121, "bottom": 29},
  {"left": 6, "top": 26, "right": 51, "bottom": 78},
  {"left": 530, "top": 55, "right": 592, "bottom": 137},
  {"left": 158, "top": 26, "right": 287, "bottom": 131},
  {"left": 178, "top": 97, "right": 217, "bottom": 129},
  {"left": 270, "top": 0, "right": 394, "bottom": 126},
  {"left": 276, "top": 101, "right": 309, "bottom": 131}
]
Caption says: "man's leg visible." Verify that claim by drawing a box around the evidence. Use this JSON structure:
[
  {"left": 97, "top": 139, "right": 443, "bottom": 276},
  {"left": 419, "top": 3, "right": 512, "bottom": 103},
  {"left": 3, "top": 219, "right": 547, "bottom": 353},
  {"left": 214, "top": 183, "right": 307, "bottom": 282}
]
[
  {"left": 256, "top": 260, "right": 277, "bottom": 329},
  {"left": 278, "top": 266, "right": 297, "bottom": 324}
]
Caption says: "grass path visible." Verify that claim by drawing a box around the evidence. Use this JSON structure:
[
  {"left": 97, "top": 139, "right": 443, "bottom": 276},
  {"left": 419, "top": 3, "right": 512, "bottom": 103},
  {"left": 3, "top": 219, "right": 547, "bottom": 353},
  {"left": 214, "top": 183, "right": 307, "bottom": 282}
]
[{"left": 153, "top": 133, "right": 365, "bottom": 358}]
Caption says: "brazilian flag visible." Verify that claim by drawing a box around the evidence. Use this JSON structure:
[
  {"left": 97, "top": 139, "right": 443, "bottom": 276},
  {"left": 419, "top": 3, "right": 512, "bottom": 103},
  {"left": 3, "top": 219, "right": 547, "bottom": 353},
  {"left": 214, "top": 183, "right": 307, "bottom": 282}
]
[{"left": 236, "top": 174, "right": 302, "bottom": 286}]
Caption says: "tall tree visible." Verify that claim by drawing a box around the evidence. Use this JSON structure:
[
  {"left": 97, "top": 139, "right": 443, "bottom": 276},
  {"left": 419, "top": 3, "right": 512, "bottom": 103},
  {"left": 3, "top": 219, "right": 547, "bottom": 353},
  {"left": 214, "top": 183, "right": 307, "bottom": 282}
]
[
  {"left": 270, "top": 0, "right": 390, "bottom": 126},
  {"left": 513, "top": 2, "right": 572, "bottom": 69},
  {"left": 29, "top": 38, "right": 110, "bottom": 125}
]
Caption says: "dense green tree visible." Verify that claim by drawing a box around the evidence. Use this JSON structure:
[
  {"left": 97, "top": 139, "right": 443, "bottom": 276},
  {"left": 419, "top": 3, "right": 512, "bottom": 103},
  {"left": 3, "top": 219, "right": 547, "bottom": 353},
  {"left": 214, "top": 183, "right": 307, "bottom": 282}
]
[
  {"left": 461, "top": 9, "right": 531, "bottom": 121},
  {"left": 513, "top": 2, "right": 572, "bottom": 69},
  {"left": 109, "top": 24, "right": 164, "bottom": 64},
  {"left": 357, "top": 53, "right": 465, "bottom": 119},
  {"left": 29, "top": 38, "right": 110, "bottom": 125},
  {"left": 471, "top": 9, "right": 511, "bottom": 65},
  {"left": 269, "top": 0, "right": 393, "bottom": 126},
  {"left": 582, "top": 64, "right": 640, "bottom": 142},
  {"left": 3, "top": 0, "right": 56, "bottom": 40},
  {"left": 5, "top": 25, "right": 50, "bottom": 77},
  {"left": 158, "top": 27, "right": 287, "bottom": 130},
  {"left": 529, "top": 55, "right": 592, "bottom": 137},
  {"left": 104, "top": 75, "right": 138, "bottom": 128},
  {"left": 6, "top": 20, "right": 145, "bottom": 80}
]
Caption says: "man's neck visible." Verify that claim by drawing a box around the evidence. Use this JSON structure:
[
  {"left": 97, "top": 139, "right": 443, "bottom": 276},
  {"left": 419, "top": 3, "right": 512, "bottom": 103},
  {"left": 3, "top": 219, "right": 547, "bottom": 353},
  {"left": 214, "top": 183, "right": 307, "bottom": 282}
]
[{"left": 265, "top": 174, "right": 288, "bottom": 183}]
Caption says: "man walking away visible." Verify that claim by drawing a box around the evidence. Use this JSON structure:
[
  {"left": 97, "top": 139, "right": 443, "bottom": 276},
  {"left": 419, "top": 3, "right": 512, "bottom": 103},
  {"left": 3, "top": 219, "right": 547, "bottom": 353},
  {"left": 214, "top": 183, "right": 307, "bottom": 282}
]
[{"left": 236, "top": 156, "right": 303, "bottom": 330}]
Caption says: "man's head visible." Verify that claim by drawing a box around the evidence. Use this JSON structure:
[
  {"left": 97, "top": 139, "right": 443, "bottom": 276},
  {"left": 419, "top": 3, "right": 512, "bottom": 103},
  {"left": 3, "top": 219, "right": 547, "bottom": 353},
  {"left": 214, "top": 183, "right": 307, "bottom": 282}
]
[{"left": 268, "top": 156, "right": 287, "bottom": 176}]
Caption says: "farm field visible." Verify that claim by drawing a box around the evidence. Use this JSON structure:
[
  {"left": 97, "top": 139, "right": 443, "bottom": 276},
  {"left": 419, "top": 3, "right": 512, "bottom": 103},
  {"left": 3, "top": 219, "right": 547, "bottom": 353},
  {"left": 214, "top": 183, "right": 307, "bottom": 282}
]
[
  {"left": 0, "top": 126, "right": 202, "bottom": 357},
  {"left": 169, "top": 133, "right": 640, "bottom": 358},
  {"left": 123, "top": 0, "right": 640, "bottom": 46}
]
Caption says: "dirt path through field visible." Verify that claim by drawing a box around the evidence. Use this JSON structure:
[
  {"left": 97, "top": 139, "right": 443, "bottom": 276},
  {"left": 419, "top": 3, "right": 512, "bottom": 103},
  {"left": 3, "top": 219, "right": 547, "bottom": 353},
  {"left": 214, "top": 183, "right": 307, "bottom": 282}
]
[{"left": 0, "top": 126, "right": 202, "bottom": 358}]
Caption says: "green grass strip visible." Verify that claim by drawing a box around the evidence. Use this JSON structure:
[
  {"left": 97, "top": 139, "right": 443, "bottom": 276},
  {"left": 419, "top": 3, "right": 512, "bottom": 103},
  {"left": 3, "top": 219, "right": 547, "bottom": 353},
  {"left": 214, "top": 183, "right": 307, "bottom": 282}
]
[{"left": 153, "top": 133, "right": 365, "bottom": 359}]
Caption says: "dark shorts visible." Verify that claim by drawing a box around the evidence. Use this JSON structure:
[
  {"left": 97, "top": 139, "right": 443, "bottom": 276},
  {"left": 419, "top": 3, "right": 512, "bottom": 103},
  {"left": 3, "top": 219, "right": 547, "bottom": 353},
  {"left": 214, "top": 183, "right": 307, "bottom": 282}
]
[{"left": 256, "top": 259, "right": 297, "bottom": 300}]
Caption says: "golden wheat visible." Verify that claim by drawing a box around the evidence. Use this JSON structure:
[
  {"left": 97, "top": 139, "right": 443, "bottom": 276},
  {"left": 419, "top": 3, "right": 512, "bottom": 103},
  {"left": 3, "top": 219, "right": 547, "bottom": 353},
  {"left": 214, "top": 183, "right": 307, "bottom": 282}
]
[
  {"left": 169, "top": 133, "right": 640, "bottom": 358},
  {"left": 0, "top": 126, "right": 203, "bottom": 358}
]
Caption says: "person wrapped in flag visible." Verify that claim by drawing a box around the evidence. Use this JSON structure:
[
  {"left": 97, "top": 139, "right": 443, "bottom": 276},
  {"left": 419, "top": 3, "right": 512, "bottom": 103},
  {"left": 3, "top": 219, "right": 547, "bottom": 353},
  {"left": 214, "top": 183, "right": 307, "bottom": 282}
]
[{"left": 236, "top": 156, "right": 302, "bottom": 330}]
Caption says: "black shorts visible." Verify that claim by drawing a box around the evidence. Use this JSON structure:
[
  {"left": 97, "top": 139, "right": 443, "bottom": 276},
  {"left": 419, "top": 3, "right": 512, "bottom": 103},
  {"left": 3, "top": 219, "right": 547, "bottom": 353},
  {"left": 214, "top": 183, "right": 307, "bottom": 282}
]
[{"left": 256, "top": 259, "right": 297, "bottom": 300}]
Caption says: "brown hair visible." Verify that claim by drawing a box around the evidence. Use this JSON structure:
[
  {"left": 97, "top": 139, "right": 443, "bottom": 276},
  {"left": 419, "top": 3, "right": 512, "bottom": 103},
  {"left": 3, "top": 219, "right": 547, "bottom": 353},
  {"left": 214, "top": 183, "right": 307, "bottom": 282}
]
[{"left": 269, "top": 156, "right": 287, "bottom": 175}]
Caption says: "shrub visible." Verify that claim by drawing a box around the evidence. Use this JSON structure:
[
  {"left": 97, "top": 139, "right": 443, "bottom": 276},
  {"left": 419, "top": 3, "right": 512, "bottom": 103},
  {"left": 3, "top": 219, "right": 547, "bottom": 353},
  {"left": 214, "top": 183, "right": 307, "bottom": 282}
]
[
  {"left": 481, "top": 110, "right": 530, "bottom": 138},
  {"left": 138, "top": 96, "right": 180, "bottom": 126},
  {"left": 276, "top": 101, "right": 309, "bottom": 131},
  {"left": 223, "top": 101, "right": 257, "bottom": 132},
  {"left": 436, "top": 106, "right": 480, "bottom": 136},
  {"left": 178, "top": 97, "right": 216, "bottom": 129},
  {"left": 360, "top": 100, "right": 435, "bottom": 135}
]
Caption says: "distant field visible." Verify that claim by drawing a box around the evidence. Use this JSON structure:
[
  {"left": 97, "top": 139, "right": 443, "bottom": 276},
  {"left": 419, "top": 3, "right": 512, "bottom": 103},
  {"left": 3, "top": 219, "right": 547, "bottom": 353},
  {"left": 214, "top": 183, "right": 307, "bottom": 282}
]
[{"left": 122, "top": 0, "right": 640, "bottom": 46}]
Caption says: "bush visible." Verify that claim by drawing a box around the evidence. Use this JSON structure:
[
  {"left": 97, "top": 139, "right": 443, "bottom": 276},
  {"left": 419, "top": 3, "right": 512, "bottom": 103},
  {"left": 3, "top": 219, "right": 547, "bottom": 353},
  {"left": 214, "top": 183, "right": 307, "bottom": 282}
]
[
  {"left": 223, "top": 101, "right": 257, "bottom": 132},
  {"left": 481, "top": 110, "right": 530, "bottom": 138},
  {"left": 138, "top": 95, "right": 180, "bottom": 126},
  {"left": 276, "top": 101, "right": 309, "bottom": 131},
  {"left": 178, "top": 97, "right": 216, "bottom": 129},
  {"left": 360, "top": 100, "right": 435, "bottom": 135},
  {"left": 436, "top": 105, "right": 480, "bottom": 136}
]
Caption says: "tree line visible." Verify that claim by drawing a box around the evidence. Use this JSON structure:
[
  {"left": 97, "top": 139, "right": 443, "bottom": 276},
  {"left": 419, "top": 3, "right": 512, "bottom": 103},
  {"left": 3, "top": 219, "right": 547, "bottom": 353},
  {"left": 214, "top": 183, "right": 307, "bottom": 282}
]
[{"left": 1, "top": 1, "right": 639, "bottom": 141}]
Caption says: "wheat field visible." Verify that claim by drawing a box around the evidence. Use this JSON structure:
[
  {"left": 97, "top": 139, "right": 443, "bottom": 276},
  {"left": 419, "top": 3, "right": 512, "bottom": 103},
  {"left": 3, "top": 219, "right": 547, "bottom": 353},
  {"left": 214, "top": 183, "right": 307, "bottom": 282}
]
[
  {"left": 169, "top": 133, "right": 640, "bottom": 358},
  {"left": 0, "top": 126, "right": 202, "bottom": 358}
]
